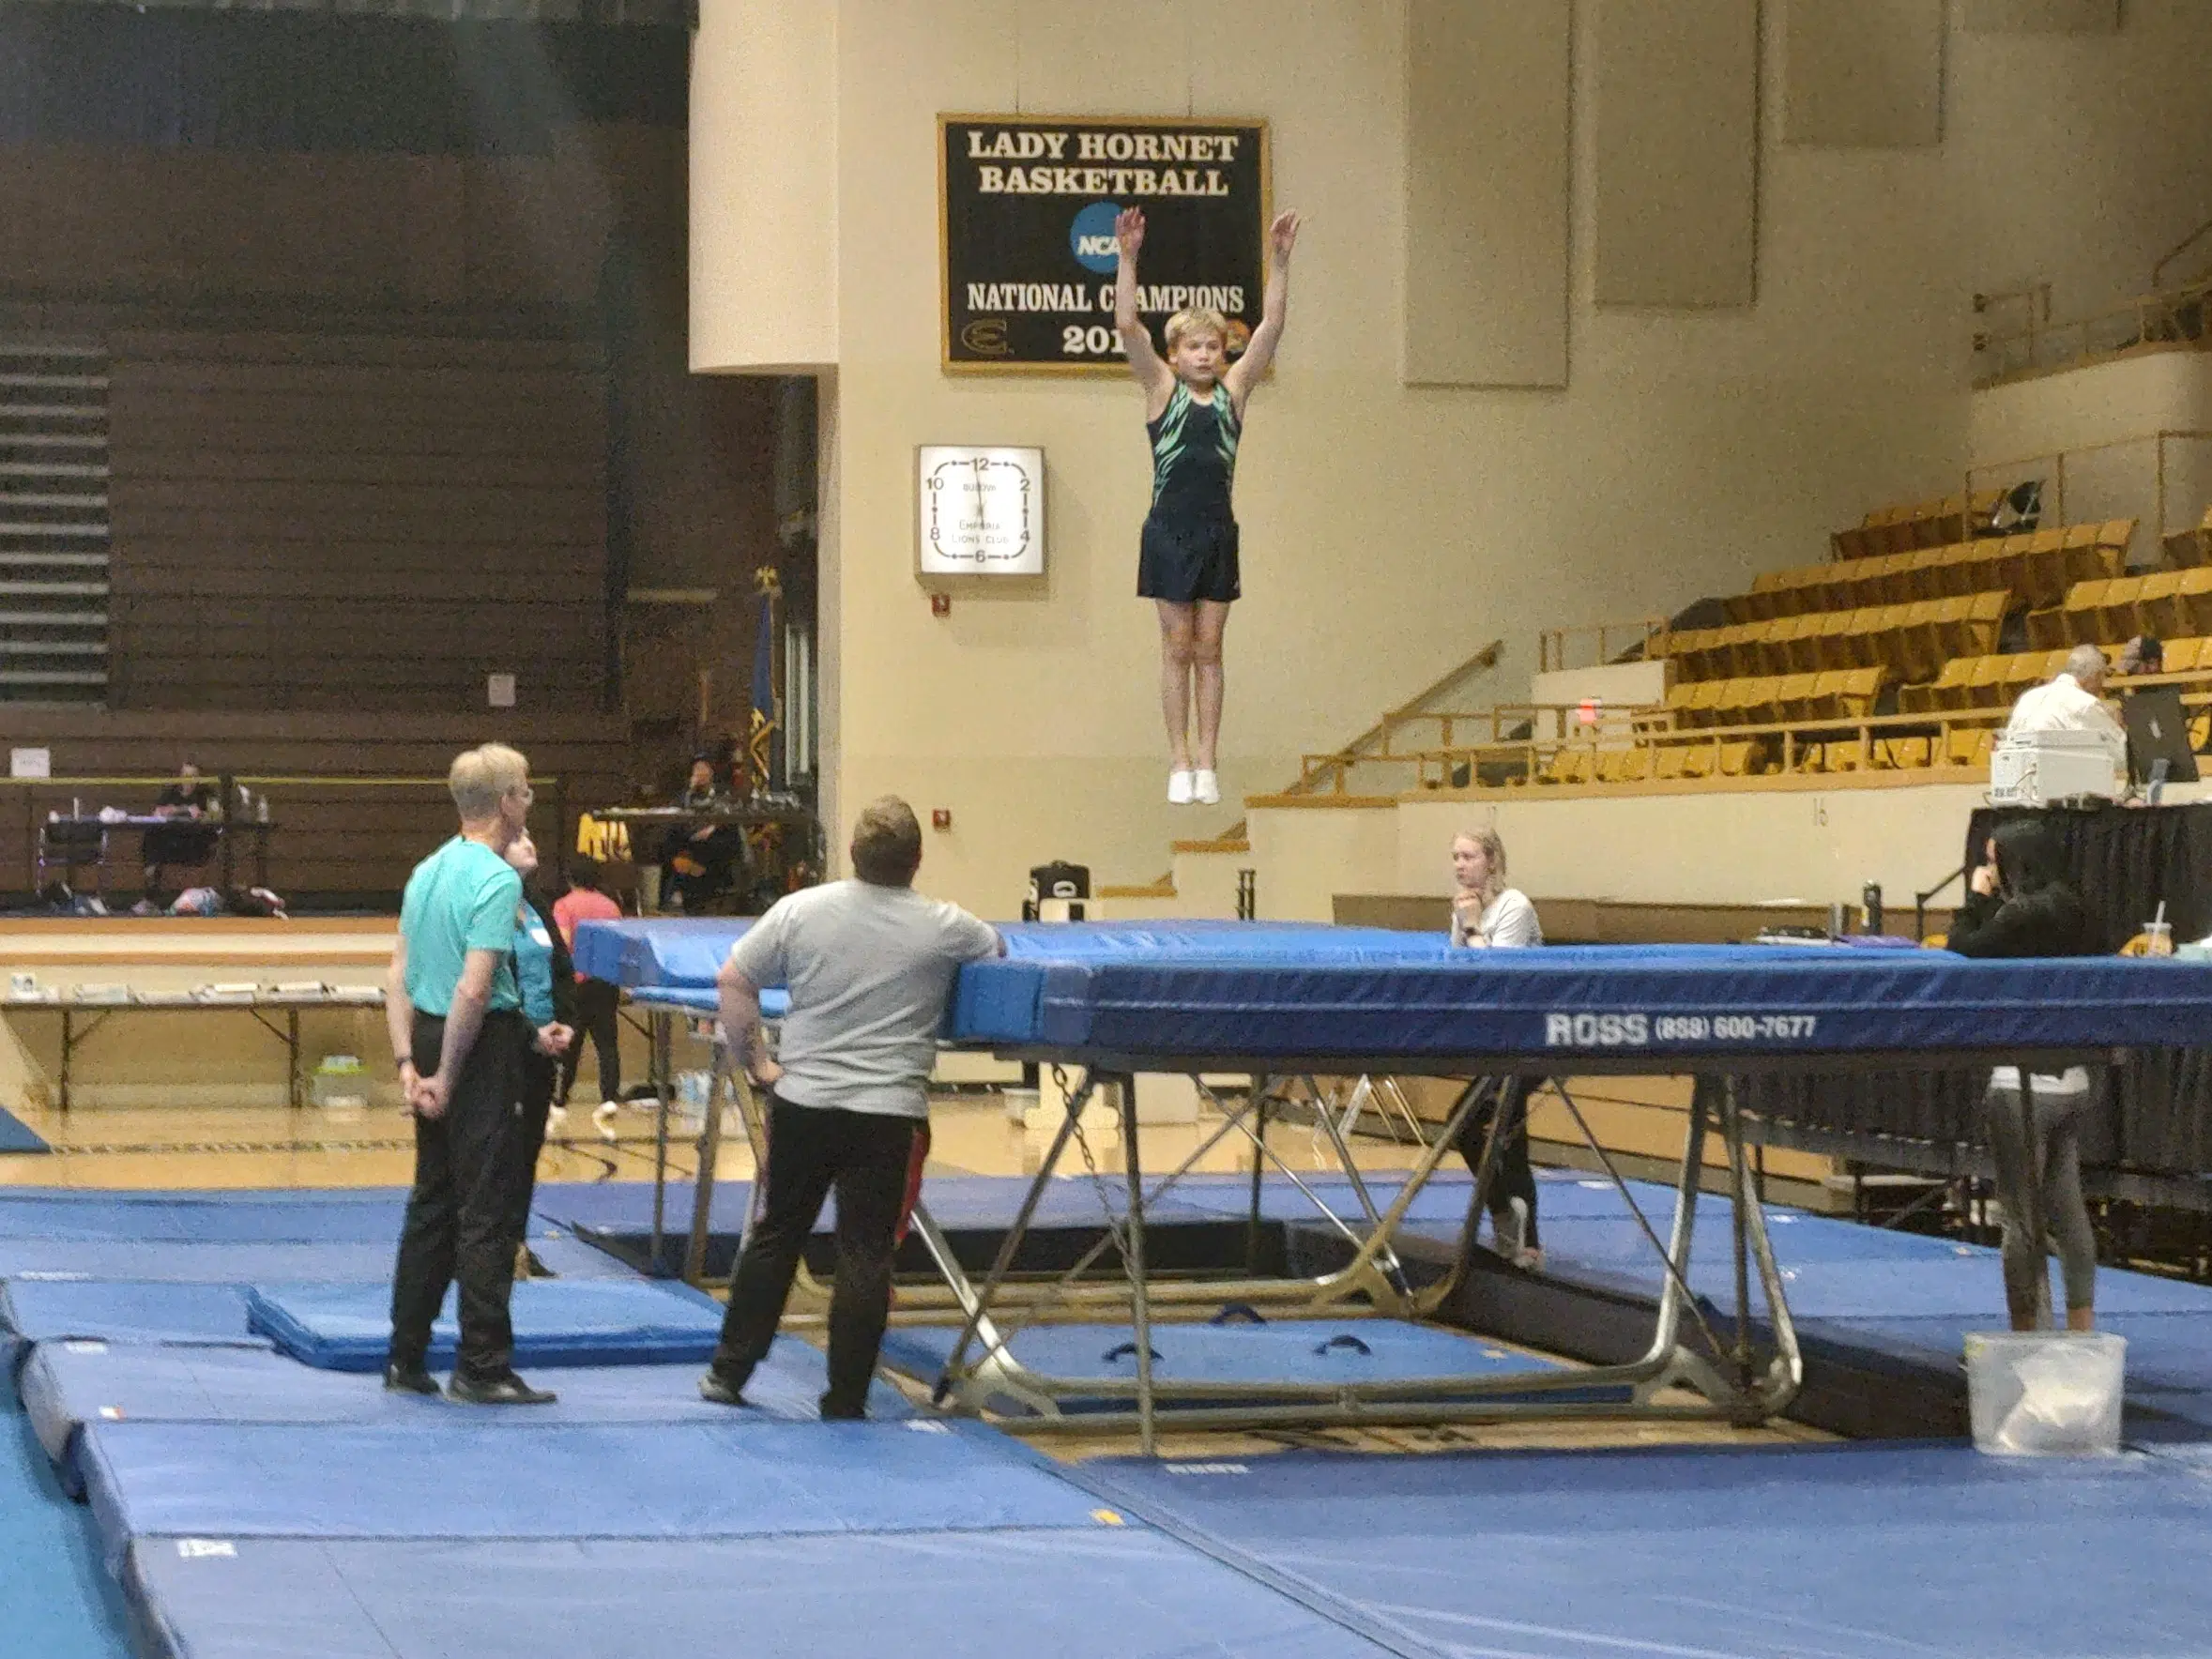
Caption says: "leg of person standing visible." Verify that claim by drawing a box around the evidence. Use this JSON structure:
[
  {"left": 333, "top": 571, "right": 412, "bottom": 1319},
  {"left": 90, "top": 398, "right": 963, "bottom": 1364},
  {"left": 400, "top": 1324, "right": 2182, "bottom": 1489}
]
[
  {"left": 507, "top": 1045, "right": 558, "bottom": 1267},
  {"left": 819, "top": 1109, "right": 923, "bottom": 1419},
  {"left": 2036, "top": 1080, "right": 2098, "bottom": 1331},
  {"left": 562, "top": 975, "right": 622, "bottom": 1107},
  {"left": 704, "top": 1098, "right": 840, "bottom": 1401},
  {"left": 1487, "top": 1076, "right": 1541, "bottom": 1264},
  {"left": 440, "top": 1014, "right": 529, "bottom": 1388},
  {"left": 1984, "top": 1070, "right": 2053, "bottom": 1331},
  {"left": 388, "top": 1016, "right": 461, "bottom": 1387}
]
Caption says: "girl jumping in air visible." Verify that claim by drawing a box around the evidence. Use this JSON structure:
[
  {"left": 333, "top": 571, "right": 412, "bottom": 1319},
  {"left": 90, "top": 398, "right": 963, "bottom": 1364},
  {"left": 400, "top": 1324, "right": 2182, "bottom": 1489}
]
[{"left": 1114, "top": 203, "right": 1300, "bottom": 805}]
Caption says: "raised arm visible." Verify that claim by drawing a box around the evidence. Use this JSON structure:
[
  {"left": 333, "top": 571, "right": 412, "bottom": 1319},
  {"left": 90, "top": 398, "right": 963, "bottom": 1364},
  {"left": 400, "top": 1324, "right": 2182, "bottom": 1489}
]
[
  {"left": 1224, "top": 209, "right": 1301, "bottom": 412},
  {"left": 1113, "top": 206, "right": 1173, "bottom": 408}
]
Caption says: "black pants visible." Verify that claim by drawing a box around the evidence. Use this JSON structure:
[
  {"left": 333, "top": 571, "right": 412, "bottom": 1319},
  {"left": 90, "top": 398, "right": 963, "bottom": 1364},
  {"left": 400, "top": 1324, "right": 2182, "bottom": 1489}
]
[
  {"left": 559, "top": 977, "right": 622, "bottom": 1105},
  {"left": 1451, "top": 1075, "right": 1540, "bottom": 1250},
  {"left": 389, "top": 1010, "right": 527, "bottom": 1380},
  {"left": 507, "top": 1047, "right": 558, "bottom": 1260},
  {"left": 713, "top": 1098, "right": 922, "bottom": 1416}
]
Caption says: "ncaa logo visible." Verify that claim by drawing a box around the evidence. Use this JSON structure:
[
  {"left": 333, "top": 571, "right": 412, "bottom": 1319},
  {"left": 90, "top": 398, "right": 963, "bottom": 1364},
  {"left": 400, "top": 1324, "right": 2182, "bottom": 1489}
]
[{"left": 1070, "top": 201, "right": 1121, "bottom": 273}]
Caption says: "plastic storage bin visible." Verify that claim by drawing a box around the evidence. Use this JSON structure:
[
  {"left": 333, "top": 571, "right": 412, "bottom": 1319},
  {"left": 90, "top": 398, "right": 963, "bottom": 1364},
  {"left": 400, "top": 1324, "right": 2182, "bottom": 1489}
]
[
  {"left": 311, "top": 1056, "right": 369, "bottom": 1112},
  {"left": 1965, "top": 1331, "right": 2126, "bottom": 1455}
]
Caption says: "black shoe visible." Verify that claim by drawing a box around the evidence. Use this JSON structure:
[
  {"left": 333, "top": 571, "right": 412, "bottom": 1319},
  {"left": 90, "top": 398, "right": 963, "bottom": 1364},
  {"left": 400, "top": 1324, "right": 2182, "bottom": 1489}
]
[
  {"left": 697, "top": 1367, "right": 753, "bottom": 1408},
  {"left": 447, "top": 1370, "right": 557, "bottom": 1406},
  {"left": 382, "top": 1362, "right": 439, "bottom": 1397},
  {"left": 817, "top": 1393, "right": 866, "bottom": 1422}
]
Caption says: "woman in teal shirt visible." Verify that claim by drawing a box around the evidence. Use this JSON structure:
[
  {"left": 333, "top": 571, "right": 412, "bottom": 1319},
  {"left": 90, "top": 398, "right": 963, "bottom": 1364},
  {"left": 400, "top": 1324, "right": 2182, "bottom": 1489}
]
[{"left": 504, "top": 830, "right": 574, "bottom": 1266}]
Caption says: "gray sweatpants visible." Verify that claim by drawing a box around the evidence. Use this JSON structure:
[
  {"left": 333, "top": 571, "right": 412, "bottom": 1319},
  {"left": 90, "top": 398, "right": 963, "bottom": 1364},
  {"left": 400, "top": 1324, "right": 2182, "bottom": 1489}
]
[{"left": 1983, "top": 1069, "right": 2098, "bottom": 1327}]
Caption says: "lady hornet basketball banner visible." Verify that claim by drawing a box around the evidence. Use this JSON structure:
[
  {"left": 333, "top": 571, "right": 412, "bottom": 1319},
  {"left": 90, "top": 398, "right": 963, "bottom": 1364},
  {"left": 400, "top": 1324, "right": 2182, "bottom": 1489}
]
[{"left": 939, "top": 114, "right": 1270, "bottom": 375}]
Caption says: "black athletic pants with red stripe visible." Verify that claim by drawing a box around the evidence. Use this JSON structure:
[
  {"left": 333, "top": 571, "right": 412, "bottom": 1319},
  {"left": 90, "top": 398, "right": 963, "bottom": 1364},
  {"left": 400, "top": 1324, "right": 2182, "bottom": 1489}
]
[{"left": 711, "top": 1096, "right": 926, "bottom": 1417}]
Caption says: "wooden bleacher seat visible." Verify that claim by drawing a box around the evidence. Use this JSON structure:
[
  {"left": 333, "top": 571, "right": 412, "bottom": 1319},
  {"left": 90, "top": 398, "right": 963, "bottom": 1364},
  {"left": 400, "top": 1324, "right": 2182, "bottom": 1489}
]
[
  {"left": 2055, "top": 579, "right": 2107, "bottom": 647},
  {"left": 2093, "top": 573, "right": 2146, "bottom": 643},
  {"left": 2160, "top": 506, "right": 2212, "bottom": 570},
  {"left": 1834, "top": 664, "right": 1884, "bottom": 717},
  {"left": 1653, "top": 745, "right": 1692, "bottom": 782},
  {"left": 2163, "top": 636, "right": 2205, "bottom": 672}
]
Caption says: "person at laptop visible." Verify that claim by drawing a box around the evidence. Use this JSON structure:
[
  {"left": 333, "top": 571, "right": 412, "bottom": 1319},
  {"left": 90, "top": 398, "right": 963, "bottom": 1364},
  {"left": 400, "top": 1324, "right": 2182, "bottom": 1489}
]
[
  {"left": 2117, "top": 635, "right": 2163, "bottom": 677},
  {"left": 2003, "top": 645, "right": 2123, "bottom": 746}
]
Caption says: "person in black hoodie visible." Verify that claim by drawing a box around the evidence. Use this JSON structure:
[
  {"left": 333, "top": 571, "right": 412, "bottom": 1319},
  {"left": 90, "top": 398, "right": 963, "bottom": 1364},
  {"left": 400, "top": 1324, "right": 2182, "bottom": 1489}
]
[{"left": 1948, "top": 818, "right": 2099, "bottom": 1331}]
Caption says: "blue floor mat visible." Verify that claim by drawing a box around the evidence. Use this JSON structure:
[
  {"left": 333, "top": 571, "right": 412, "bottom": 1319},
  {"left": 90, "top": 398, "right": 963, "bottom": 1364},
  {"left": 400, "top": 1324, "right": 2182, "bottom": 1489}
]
[
  {"left": 0, "top": 1240, "right": 399, "bottom": 1284},
  {"left": 123, "top": 1530, "right": 1395, "bottom": 1659},
  {"left": 535, "top": 1173, "right": 1228, "bottom": 1237},
  {"left": 879, "top": 1318, "right": 1621, "bottom": 1411},
  {"left": 523, "top": 1231, "right": 644, "bottom": 1281},
  {"left": 0, "top": 1394, "right": 133, "bottom": 1658},
  {"left": 0, "top": 1193, "right": 407, "bottom": 1243},
  {"left": 20, "top": 1338, "right": 911, "bottom": 1496},
  {"left": 2, "top": 1282, "right": 265, "bottom": 1372},
  {"left": 249, "top": 1278, "right": 725, "bottom": 1373},
  {"left": 0, "top": 1105, "right": 50, "bottom": 1153},
  {"left": 83, "top": 1419, "right": 1107, "bottom": 1569},
  {"left": 1081, "top": 1442, "right": 2212, "bottom": 1659}
]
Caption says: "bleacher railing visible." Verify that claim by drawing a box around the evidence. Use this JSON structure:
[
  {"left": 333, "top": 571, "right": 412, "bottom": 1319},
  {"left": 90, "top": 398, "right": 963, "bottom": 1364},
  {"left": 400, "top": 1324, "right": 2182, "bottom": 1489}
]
[
  {"left": 1973, "top": 278, "right": 2212, "bottom": 387},
  {"left": 1966, "top": 429, "right": 2212, "bottom": 553},
  {"left": 1536, "top": 616, "right": 1670, "bottom": 675}
]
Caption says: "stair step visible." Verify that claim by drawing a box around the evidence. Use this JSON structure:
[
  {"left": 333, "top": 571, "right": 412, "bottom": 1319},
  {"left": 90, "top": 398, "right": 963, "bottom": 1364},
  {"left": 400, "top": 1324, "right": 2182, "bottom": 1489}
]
[
  {"left": 0, "top": 639, "right": 106, "bottom": 655},
  {"left": 0, "top": 669, "right": 106, "bottom": 686},
  {"left": 0, "top": 373, "right": 107, "bottom": 389},
  {"left": 0, "top": 559, "right": 110, "bottom": 574},
  {"left": 0, "top": 610, "right": 106, "bottom": 627},
  {"left": 0, "top": 525, "right": 109, "bottom": 539},
  {"left": 0, "top": 494, "right": 107, "bottom": 510},
  {"left": 0, "top": 404, "right": 106, "bottom": 420},
  {"left": 0, "top": 434, "right": 106, "bottom": 449},
  {"left": 0, "top": 463, "right": 107, "bottom": 479},
  {"left": 0, "top": 342, "right": 102, "bottom": 359},
  {"left": 0, "top": 581, "right": 109, "bottom": 597}
]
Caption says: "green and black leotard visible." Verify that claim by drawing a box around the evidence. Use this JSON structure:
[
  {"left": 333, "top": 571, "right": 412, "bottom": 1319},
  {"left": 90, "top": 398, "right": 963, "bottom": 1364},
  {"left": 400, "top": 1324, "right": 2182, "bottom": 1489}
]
[{"left": 1138, "top": 382, "right": 1242, "bottom": 603}]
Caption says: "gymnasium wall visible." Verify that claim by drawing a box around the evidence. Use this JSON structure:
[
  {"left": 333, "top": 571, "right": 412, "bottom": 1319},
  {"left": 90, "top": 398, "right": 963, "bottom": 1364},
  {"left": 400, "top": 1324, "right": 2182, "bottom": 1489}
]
[{"left": 694, "top": 0, "right": 2212, "bottom": 917}]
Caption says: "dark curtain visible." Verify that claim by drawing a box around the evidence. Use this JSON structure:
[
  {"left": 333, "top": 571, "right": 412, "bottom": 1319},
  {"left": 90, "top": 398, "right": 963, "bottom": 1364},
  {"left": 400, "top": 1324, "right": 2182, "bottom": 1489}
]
[
  {"left": 0, "top": 12, "right": 686, "bottom": 155},
  {"left": 1964, "top": 802, "right": 2212, "bottom": 953}
]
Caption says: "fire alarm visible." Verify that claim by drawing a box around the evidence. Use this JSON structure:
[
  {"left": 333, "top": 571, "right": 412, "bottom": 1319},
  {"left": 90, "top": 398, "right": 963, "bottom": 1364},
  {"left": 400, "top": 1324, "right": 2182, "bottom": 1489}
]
[
  {"left": 931, "top": 593, "right": 953, "bottom": 617},
  {"left": 932, "top": 809, "right": 953, "bottom": 830}
]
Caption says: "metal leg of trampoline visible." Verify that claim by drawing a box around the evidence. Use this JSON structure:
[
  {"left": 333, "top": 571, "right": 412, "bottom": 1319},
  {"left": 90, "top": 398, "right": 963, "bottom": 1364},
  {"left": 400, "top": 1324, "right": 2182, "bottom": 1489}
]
[
  {"left": 1303, "top": 1073, "right": 1412, "bottom": 1297},
  {"left": 1117, "top": 1073, "right": 1157, "bottom": 1455},
  {"left": 931, "top": 1070, "right": 1093, "bottom": 1402},
  {"left": 648, "top": 1009, "right": 674, "bottom": 1276},
  {"left": 682, "top": 1051, "right": 731, "bottom": 1288}
]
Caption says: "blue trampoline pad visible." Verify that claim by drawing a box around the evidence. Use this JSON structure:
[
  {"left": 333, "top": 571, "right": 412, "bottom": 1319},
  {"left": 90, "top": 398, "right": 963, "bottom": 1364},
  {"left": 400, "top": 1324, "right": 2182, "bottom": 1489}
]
[
  {"left": 249, "top": 1279, "right": 724, "bottom": 1373},
  {"left": 2, "top": 1283, "right": 263, "bottom": 1369},
  {"left": 0, "top": 1194, "right": 407, "bottom": 1244},
  {"left": 0, "top": 1240, "right": 398, "bottom": 1285},
  {"left": 83, "top": 1419, "right": 1106, "bottom": 1566},
  {"left": 1082, "top": 1442, "right": 2212, "bottom": 1659},
  {"left": 20, "top": 1337, "right": 910, "bottom": 1496},
  {"left": 125, "top": 1530, "right": 1395, "bottom": 1659},
  {"left": 880, "top": 1318, "right": 1625, "bottom": 1410}
]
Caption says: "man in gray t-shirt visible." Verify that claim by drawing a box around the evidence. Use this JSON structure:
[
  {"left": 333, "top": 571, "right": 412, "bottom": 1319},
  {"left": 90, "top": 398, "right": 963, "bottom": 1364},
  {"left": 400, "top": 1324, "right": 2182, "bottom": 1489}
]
[{"left": 700, "top": 796, "right": 1000, "bottom": 1418}]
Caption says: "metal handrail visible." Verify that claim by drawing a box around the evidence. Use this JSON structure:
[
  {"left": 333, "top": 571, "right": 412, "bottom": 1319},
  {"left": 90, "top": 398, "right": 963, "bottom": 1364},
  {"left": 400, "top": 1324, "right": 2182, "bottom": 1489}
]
[
  {"left": 1974, "top": 277, "right": 2212, "bottom": 387},
  {"left": 1537, "top": 616, "right": 1670, "bottom": 675},
  {"left": 1964, "top": 427, "right": 2212, "bottom": 546}
]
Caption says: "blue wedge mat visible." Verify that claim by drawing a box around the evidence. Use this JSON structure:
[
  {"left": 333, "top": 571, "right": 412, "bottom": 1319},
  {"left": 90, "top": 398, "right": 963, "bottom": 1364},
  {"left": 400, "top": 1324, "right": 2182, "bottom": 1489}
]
[
  {"left": 0, "top": 1105, "right": 50, "bottom": 1153},
  {"left": 1080, "top": 1442, "right": 2212, "bottom": 1659},
  {"left": 247, "top": 1278, "right": 725, "bottom": 1372},
  {"left": 82, "top": 1419, "right": 1107, "bottom": 1570},
  {"left": 520, "top": 1231, "right": 644, "bottom": 1281},
  {"left": 20, "top": 1338, "right": 911, "bottom": 1497},
  {"left": 0, "top": 1392, "right": 132, "bottom": 1659},
  {"left": 124, "top": 1531, "right": 1396, "bottom": 1659},
  {"left": 879, "top": 1318, "right": 1628, "bottom": 1413},
  {"left": 2, "top": 1283, "right": 265, "bottom": 1374},
  {"left": 0, "top": 1240, "right": 398, "bottom": 1284}
]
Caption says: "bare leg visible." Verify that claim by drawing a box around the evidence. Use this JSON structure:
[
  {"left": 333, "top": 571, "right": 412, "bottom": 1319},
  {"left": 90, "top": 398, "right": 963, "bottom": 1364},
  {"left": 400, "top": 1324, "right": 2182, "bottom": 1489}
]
[
  {"left": 1191, "top": 601, "right": 1230, "bottom": 772},
  {"left": 1156, "top": 601, "right": 1196, "bottom": 769}
]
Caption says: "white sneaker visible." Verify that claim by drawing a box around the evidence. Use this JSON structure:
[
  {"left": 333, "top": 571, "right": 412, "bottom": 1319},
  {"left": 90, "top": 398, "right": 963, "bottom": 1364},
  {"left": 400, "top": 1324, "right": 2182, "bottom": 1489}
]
[
  {"left": 1167, "top": 769, "right": 1196, "bottom": 805},
  {"left": 1193, "top": 769, "right": 1221, "bottom": 805},
  {"left": 593, "top": 1100, "right": 620, "bottom": 1143},
  {"left": 546, "top": 1103, "right": 568, "bottom": 1130},
  {"left": 1495, "top": 1195, "right": 1530, "bottom": 1265}
]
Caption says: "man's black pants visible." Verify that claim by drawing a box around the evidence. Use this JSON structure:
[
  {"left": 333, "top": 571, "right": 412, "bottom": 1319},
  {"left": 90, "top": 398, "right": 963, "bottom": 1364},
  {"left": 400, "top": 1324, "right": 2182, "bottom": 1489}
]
[
  {"left": 558, "top": 976, "right": 622, "bottom": 1106},
  {"left": 713, "top": 1098, "right": 922, "bottom": 1416},
  {"left": 389, "top": 1010, "right": 527, "bottom": 1380},
  {"left": 1451, "top": 1075, "right": 1541, "bottom": 1250}
]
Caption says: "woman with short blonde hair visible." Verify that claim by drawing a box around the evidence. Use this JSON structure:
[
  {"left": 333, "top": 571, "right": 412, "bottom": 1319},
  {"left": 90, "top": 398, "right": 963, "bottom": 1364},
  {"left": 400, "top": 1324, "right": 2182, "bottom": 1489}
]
[{"left": 1447, "top": 828, "right": 1544, "bottom": 1267}]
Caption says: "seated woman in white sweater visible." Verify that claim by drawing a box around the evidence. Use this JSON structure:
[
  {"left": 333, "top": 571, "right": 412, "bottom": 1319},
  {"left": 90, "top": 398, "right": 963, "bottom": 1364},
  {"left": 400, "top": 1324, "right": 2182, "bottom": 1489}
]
[{"left": 1448, "top": 829, "right": 1543, "bottom": 1266}]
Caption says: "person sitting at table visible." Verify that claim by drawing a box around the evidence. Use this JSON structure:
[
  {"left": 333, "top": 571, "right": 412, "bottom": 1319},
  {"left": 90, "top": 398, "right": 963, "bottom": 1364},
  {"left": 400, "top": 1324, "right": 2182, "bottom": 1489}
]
[
  {"left": 141, "top": 761, "right": 221, "bottom": 909},
  {"left": 1446, "top": 828, "right": 1544, "bottom": 1270},
  {"left": 1948, "top": 818, "right": 2099, "bottom": 1332},
  {"left": 2117, "top": 635, "right": 2164, "bottom": 678},
  {"left": 661, "top": 755, "right": 746, "bottom": 913},
  {"left": 2003, "top": 645, "right": 2124, "bottom": 746}
]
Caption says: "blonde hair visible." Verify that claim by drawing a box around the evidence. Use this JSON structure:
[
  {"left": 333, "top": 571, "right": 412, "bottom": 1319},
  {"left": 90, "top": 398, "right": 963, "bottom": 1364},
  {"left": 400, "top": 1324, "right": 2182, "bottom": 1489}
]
[
  {"left": 1164, "top": 307, "right": 1228, "bottom": 354},
  {"left": 1453, "top": 827, "right": 1508, "bottom": 910},
  {"left": 449, "top": 743, "right": 529, "bottom": 821}
]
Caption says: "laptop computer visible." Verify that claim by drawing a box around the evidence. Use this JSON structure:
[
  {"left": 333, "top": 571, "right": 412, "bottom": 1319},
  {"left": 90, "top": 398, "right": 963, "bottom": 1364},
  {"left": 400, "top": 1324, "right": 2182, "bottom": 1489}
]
[{"left": 2123, "top": 684, "right": 2200, "bottom": 787}]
